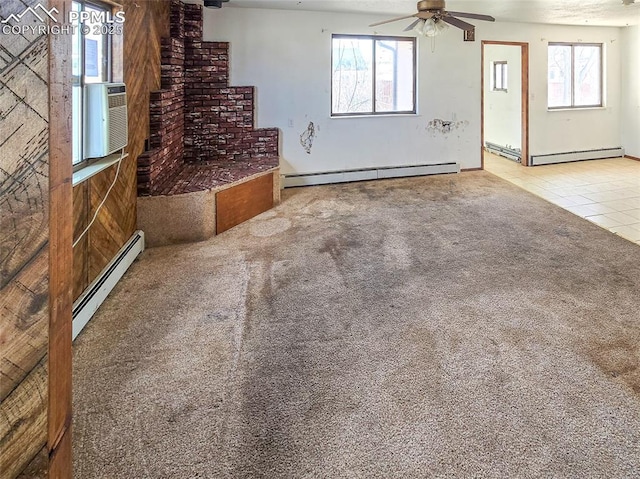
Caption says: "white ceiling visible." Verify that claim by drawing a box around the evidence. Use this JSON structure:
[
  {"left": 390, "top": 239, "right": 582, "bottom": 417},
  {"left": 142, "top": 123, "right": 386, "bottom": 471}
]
[{"left": 225, "top": 0, "right": 640, "bottom": 27}]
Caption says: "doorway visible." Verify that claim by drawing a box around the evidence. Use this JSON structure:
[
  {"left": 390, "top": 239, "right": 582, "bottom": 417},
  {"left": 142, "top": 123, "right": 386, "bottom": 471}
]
[{"left": 481, "top": 41, "right": 529, "bottom": 169}]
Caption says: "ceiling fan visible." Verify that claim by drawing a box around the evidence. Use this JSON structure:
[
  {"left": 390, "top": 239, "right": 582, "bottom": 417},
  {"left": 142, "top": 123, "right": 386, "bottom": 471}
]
[{"left": 370, "top": 0, "right": 495, "bottom": 37}]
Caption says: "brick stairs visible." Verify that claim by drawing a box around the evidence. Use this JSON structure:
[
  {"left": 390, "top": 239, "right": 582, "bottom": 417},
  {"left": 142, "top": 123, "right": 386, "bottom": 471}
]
[
  {"left": 137, "top": 0, "right": 279, "bottom": 197},
  {"left": 136, "top": 0, "right": 280, "bottom": 246}
]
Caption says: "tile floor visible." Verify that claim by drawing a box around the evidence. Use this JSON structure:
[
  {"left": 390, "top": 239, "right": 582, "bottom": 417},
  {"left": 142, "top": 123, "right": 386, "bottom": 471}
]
[{"left": 484, "top": 152, "right": 640, "bottom": 246}]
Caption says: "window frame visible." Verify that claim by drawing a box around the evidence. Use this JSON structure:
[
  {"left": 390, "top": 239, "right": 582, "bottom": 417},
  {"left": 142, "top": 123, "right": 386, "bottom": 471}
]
[
  {"left": 547, "top": 42, "right": 603, "bottom": 110},
  {"left": 331, "top": 34, "right": 417, "bottom": 117},
  {"left": 72, "top": 0, "right": 115, "bottom": 169},
  {"left": 492, "top": 61, "right": 508, "bottom": 92}
]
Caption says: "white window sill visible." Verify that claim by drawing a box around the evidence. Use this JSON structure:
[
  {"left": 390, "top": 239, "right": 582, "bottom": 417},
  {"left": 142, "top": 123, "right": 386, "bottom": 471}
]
[
  {"left": 330, "top": 113, "right": 420, "bottom": 119},
  {"left": 547, "top": 106, "right": 606, "bottom": 112},
  {"left": 73, "top": 153, "right": 128, "bottom": 186}
]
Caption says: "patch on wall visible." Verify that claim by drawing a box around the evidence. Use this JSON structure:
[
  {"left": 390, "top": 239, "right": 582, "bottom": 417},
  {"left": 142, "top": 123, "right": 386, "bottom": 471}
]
[
  {"left": 426, "top": 119, "right": 469, "bottom": 137},
  {"left": 300, "top": 122, "right": 316, "bottom": 154}
]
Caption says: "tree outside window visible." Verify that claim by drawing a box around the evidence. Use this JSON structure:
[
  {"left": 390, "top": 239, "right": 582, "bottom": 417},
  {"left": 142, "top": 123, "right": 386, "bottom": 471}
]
[
  {"left": 332, "top": 35, "right": 416, "bottom": 116},
  {"left": 548, "top": 43, "right": 602, "bottom": 109}
]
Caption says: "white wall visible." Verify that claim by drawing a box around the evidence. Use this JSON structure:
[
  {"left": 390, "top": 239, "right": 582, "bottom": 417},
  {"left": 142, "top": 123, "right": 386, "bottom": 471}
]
[
  {"left": 204, "top": 7, "right": 622, "bottom": 174},
  {"left": 477, "top": 21, "right": 622, "bottom": 158},
  {"left": 205, "top": 8, "right": 481, "bottom": 173},
  {"left": 620, "top": 25, "right": 640, "bottom": 158},
  {"left": 484, "top": 44, "right": 522, "bottom": 150}
]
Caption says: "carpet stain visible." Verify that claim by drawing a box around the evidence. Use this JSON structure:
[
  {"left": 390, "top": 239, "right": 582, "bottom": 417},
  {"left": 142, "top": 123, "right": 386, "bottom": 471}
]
[
  {"left": 300, "top": 198, "right": 356, "bottom": 218},
  {"left": 73, "top": 171, "right": 640, "bottom": 478},
  {"left": 589, "top": 338, "right": 640, "bottom": 395},
  {"left": 357, "top": 182, "right": 398, "bottom": 201},
  {"left": 554, "top": 226, "right": 579, "bottom": 239},
  {"left": 249, "top": 217, "right": 292, "bottom": 237},
  {"left": 319, "top": 235, "right": 361, "bottom": 262}
]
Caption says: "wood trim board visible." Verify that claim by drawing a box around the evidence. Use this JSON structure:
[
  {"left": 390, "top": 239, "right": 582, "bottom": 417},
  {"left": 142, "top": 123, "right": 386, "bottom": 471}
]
[
  {"left": 216, "top": 173, "right": 275, "bottom": 234},
  {"left": 48, "top": 1, "right": 74, "bottom": 477}
]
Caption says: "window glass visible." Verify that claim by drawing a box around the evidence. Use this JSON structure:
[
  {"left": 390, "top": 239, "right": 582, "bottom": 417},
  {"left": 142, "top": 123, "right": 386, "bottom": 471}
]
[
  {"left": 502, "top": 64, "right": 508, "bottom": 90},
  {"left": 332, "top": 35, "right": 416, "bottom": 116},
  {"left": 72, "top": 0, "right": 113, "bottom": 165},
  {"left": 493, "top": 61, "right": 507, "bottom": 91},
  {"left": 548, "top": 43, "right": 602, "bottom": 109},
  {"left": 574, "top": 45, "right": 601, "bottom": 107},
  {"left": 548, "top": 45, "right": 572, "bottom": 108},
  {"left": 332, "top": 37, "right": 373, "bottom": 114},
  {"left": 83, "top": 4, "right": 110, "bottom": 84},
  {"left": 375, "top": 39, "right": 414, "bottom": 113}
]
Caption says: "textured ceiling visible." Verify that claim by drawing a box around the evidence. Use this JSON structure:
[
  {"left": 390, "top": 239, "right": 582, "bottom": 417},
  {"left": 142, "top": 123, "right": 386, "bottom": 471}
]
[{"left": 225, "top": 0, "right": 640, "bottom": 27}]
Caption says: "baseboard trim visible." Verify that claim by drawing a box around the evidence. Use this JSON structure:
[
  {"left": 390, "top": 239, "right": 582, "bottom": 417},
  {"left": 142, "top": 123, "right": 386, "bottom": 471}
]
[
  {"left": 283, "top": 163, "right": 460, "bottom": 188},
  {"left": 626, "top": 155, "right": 640, "bottom": 162},
  {"left": 485, "top": 142, "right": 522, "bottom": 162},
  {"left": 462, "top": 167, "right": 483, "bottom": 172},
  {"left": 72, "top": 230, "right": 145, "bottom": 340},
  {"left": 531, "top": 147, "right": 624, "bottom": 166}
]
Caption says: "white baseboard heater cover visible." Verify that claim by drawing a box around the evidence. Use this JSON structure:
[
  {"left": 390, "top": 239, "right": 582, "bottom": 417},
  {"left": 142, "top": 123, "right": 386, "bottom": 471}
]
[
  {"left": 283, "top": 162, "right": 460, "bottom": 188},
  {"left": 72, "top": 230, "right": 145, "bottom": 340},
  {"left": 531, "top": 147, "right": 624, "bottom": 166},
  {"left": 485, "top": 142, "right": 522, "bottom": 162}
]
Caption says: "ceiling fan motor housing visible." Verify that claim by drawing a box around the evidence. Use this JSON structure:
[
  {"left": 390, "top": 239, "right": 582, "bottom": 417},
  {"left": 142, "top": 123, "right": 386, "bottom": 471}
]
[{"left": 418, "top": 0, "right": 446, "bottom": 12}]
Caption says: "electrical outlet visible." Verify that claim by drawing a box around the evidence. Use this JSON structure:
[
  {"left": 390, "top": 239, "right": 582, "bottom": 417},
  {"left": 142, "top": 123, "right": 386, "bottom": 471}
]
[{"left": 288, "top": 118, "right": 294, "bottom": 128}]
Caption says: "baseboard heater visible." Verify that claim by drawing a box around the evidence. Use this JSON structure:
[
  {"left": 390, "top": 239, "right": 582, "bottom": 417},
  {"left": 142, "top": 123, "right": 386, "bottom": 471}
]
[
  {"left": 72, "top": 230, "right": 145, "bottom": 340},
  {"left": 531, "top": 147, "right": 624, "bottom": 166},
  {"left": 485, "top": 142, "right": 521, "bottom": 162},
  {"left": 283, "top": 162, "right": 460, "bottom": 188}
]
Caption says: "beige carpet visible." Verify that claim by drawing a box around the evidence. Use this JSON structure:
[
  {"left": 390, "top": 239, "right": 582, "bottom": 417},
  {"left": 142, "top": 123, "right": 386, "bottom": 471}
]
[{"left": 73, "top": 171, "right": 640, "bottom": 478}]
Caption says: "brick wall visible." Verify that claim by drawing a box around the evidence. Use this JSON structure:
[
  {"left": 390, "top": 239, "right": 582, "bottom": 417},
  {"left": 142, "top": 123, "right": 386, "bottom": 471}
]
[
  {"left": 137, "top": 0, "right": 279, "bottom": 196},
  {"left": 137, "top": 36, "right": 185, "bottom": 195}
]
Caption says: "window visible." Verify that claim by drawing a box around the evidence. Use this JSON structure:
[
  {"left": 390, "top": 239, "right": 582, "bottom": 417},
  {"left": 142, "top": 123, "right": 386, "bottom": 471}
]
[
  {"left": 332, "top": 35, "right": 416, "bottom": 116},
  {"left": 72, "top": 0, "right": 114, "bottom": 165},
  {"left": 493, "top": 61, "right": 507, "bottom": 92},
  {"left": 548, "top": 43, "right": 602, "bottom": 109}
]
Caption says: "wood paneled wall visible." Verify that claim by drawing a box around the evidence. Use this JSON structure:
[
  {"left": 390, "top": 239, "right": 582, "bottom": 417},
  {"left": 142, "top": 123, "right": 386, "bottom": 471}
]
[
  {"left": 2, "top": 0, "right": 169, "bottom": 475},
  {"left": 0, "top": 0, "right": 52, "bottom": 475},
  {"left": 72, "top": 0, "right": 170, "bottom": 299}
]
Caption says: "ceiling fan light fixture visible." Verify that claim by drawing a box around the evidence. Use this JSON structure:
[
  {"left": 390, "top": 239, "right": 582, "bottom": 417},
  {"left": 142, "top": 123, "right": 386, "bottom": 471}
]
[
  {"left": 413, "top": 19, "right": 426, "bottom": 35},
  {"left": 423, "top": 18, "right": 438, "bottom": 36},
  {"left": 417, "top": 17, "right": 448, "bottom": 37},
  {"left": 369, "top": 0, "right": 494, "bottom": 39}
]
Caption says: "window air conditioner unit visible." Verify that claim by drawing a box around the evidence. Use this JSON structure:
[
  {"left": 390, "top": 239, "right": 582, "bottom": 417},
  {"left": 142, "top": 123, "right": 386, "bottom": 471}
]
[{"left": 83, "top": 83, "right": 128, "bottom": 159}]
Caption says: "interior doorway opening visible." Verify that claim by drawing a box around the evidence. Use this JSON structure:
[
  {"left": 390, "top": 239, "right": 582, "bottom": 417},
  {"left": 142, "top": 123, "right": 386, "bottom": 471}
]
[{"left": 481, "top": 41, "right": 529, "bottom": 169}]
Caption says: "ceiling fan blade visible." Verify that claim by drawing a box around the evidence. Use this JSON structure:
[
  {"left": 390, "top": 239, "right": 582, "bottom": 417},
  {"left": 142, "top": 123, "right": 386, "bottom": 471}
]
[
  {"left": 404, "top": 19, "right": 422, "bottom": 31},
  {"left": 441, "top": 15, "right": 476, "bottom": 31},
  {"left": 370, "top": 13, "right": 417, "bottom": 27},
  {"left": 446, "top": 11, "right": 496, "bottom": 22}
]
